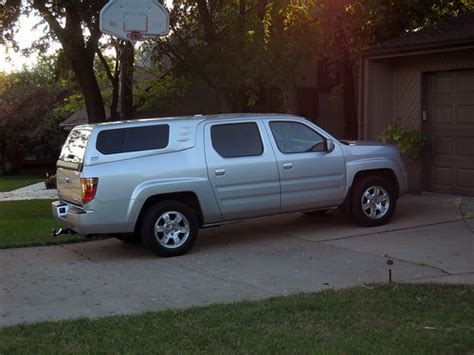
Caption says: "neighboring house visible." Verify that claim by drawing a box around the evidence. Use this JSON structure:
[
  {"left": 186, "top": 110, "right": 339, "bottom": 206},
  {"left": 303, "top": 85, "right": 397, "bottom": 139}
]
[
  {"left": 359, "top": 13, "right": 474, "bottom": 196},
  {"left": 60, "top": 107, "right": 111, "bottom": 131}
]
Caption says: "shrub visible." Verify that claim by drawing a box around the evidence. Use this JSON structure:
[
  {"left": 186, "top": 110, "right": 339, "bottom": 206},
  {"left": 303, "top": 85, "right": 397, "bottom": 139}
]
[
  {"left": 44, "top": 174, "right": 57, "bottom": 189},
  {"left": 379, "top": 124, "right": 424, "bottom": 160}
]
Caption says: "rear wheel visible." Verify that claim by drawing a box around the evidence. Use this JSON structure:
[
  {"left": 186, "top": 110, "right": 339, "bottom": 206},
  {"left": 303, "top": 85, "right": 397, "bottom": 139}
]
[
  {"left": 351, "top": 176, "right": 396, "bottom": 227},
  {"left": 141, "top": 201, "right": 199, "bottom": 257}
]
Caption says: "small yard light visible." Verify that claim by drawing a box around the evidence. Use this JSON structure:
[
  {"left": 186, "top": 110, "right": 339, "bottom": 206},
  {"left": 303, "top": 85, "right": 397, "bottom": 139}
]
[{"left": 386, "top": 259, "right": 394, "bottom": 283}]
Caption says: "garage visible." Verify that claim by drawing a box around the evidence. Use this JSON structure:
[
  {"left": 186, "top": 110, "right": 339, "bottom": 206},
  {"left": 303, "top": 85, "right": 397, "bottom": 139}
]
[
  {"left": 359, "top": 13, "right": 474, "bottom": 195},
  {"left": 427, "top": 69, "right": 474, "bottom": 196}
]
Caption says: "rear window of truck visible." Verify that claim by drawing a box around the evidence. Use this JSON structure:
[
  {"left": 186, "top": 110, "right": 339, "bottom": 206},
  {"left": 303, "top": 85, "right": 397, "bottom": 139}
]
[
  {"left": 59, "top": 128, "right": 92, "bottom": 164},
  {"left": 96, "top": 124, "right": 170, "bottom": 154},
  {"left": 211, "top": 122, "right": 263, "bottom": 158}
]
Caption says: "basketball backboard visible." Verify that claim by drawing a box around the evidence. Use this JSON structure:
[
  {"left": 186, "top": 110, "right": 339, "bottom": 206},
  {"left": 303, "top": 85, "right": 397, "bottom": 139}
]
[{"left": 100, "top": 0, "right": 170, "bottom": 42}]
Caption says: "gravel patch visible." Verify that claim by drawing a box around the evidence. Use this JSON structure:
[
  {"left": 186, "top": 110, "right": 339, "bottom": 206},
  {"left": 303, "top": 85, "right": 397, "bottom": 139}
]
[{"left": 0, "top": 183, "right": 58, "bottom": 201}]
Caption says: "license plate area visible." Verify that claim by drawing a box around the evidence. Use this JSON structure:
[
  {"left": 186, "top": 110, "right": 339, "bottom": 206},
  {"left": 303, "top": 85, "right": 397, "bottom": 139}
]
[{"left": 56, "top": 203, "right": 69, "bottom": 218}]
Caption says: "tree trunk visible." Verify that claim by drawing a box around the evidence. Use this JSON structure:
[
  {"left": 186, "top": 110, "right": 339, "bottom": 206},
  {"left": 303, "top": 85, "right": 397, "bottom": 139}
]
[
  {"left": 120, "top": 42, "right": 134, "bottom": 119},
  {"left": 341, "top": 57, "right": 357, "bottom": 139},
  {"left": 33, "top": 1, "right": 107, "bottom": 124},
  {"left": 69, "top": 56, "right": 106, "bottom": 124},
  {"left": 195, "top": 0, "right": 215, "bottom": 41},
  {"left": 110, "top": 79, "right": 119, "bottom": 121}
]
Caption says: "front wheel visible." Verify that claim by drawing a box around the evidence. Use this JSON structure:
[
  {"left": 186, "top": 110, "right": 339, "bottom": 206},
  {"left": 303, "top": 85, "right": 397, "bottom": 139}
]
[
  {"left": 141, "top": 201, "right": 199, "bottom": 257},
  {"left": 351, "top": 176, "right": 397, "bottom": 227}
]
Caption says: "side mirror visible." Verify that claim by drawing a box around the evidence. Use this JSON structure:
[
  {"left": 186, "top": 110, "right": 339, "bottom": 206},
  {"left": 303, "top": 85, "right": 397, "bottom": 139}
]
[{"left": 326, "top": 139, "right": 335, "bottom": 153}]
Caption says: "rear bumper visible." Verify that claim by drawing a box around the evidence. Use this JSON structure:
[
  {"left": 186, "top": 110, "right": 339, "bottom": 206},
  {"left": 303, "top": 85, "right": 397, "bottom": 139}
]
[{"left": 52, "top": 200, "right": 101, "bottom": 235}]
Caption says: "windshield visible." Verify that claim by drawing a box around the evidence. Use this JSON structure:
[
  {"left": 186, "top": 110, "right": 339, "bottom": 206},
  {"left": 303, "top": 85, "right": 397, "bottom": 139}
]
[{"left": 59, "top": 128, "right": 92, "bottom": 164}]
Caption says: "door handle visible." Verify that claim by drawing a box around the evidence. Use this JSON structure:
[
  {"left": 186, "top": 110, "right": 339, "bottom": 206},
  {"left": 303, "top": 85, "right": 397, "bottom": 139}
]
[
  {"left": 215, "top": 168, "right": 226, "bottom": 176},
  {"left": 283, "top": 162, "right": 293, "bottom": 170}
]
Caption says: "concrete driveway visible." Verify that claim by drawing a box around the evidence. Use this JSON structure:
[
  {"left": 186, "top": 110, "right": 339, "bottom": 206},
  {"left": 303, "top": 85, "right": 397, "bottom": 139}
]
[{"left": 1, "top": 193, "right": 473, "bottom": 326}]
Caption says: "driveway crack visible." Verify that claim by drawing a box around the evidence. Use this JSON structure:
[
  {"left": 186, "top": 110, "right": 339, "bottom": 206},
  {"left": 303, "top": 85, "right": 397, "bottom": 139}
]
[
  {"left": 266, "top": 218, "right": 472, "bottom": 245},
  {"left": 382, "top": 254, "right": 452, "bottom": 275},
  {"left": 255, "top": 223, "right": 456, "bottom": 277}
]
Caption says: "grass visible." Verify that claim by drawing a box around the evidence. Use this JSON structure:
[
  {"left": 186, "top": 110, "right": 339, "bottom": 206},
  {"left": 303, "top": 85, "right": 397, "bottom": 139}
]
[
  {"left": 0, "top": 175, "right": 44, "bottom": 192},
  {"left": 1, "top": 283, "right": 473, "bottom": 353},
  {"left": 0, "top": 199, "right": 84, "bottom": 248}
]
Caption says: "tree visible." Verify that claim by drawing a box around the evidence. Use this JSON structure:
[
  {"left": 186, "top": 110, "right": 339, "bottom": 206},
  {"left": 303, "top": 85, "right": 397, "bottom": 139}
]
[
  {"left": 0, "top": 0, "right": 21, "bottom": 45},
  {"left": 151, "top": 0, "right": 325, "bottom": 114},
  {"left": 1, "top": 1, "right": 115, "bottom": 123},
  {"left": 33, "top": 0, "right": 108, "bottom": 123},
  {"left": 0, "top": 66, "right": 68, "bottom": 174}
]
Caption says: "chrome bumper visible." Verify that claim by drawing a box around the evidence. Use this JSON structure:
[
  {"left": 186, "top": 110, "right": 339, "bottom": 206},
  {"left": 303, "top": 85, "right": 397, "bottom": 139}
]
[{"left": 51, "top": 200, "right": 101, "bottom": 235}]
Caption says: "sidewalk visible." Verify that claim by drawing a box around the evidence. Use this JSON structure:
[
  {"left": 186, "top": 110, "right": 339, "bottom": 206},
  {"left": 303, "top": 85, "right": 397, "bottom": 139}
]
[{"left": 0, "top": 182, "right": 58, "bottom": 201}]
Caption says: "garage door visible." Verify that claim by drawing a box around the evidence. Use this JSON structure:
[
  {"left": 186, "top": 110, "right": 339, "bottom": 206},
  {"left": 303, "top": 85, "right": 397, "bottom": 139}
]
[{"left": 427, "top": 69, "right": 474, "bottom": 196}]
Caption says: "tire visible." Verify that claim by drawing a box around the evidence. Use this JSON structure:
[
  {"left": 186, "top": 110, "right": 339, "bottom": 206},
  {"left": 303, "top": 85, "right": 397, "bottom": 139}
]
[
  {"left": 115, "top": 234, "right": 142, "bottom": 244},
  {"left": 350, "top": 175, "right": 397, "bottom": 227},
  {"left": 140, "top": 201, "right": 199, "bottom": 257}
]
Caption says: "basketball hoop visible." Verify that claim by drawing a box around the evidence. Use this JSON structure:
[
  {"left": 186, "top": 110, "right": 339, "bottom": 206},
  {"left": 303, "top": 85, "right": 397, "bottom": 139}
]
[
  {"left": 128, "top": 31, "right": 143, "bottom": 44},
  {"left": 100, "top": 0, "right": 170, "bottom": 44}
]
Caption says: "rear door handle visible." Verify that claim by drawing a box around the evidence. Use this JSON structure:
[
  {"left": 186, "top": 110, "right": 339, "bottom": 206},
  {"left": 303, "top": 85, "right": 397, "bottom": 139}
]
[
  {"left": 283, "top": 163, "right": 293, "bottom": 170},
  {"left": 215, "top": 168, "right": 226, "bottom": 176}
]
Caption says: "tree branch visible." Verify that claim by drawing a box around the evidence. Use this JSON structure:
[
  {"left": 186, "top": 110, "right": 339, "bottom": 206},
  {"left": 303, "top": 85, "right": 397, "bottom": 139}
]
[
  {"left": 96, "top": 47, "right": 116, "bottom": 84},
  {"left": 33, "top": 0, "right": 66, "bottom": 43}
]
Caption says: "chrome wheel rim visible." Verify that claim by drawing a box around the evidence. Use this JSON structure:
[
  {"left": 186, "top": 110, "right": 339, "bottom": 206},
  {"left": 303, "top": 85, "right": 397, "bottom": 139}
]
[
  {"left": 361, "top": 185, "right": 390, "bottom": 220},
  {"left": 154, "top": 211, "right": 190, "bottom": 249}
]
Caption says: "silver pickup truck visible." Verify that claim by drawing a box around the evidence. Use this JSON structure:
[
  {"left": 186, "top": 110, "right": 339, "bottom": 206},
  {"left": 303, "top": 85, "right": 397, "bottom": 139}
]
[{"left": 52, "top": 114, "right": 407, "bottom": 257}]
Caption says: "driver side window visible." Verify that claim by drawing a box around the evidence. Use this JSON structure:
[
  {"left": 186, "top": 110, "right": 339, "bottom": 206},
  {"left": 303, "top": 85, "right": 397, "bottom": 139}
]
[{"left": 269, "top": 121, "right": 325, "bottom": 154}]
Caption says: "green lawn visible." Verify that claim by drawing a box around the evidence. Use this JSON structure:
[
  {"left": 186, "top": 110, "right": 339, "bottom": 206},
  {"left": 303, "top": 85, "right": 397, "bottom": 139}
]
[
  {"left": 0, "top": 175, "right": 44, "bottom": 192},
  {"left": 0, "top": 199, "right": 84, "bottom": 248},
  {"left": 1, "top": 284, "right": 473, "bottom": 353}
]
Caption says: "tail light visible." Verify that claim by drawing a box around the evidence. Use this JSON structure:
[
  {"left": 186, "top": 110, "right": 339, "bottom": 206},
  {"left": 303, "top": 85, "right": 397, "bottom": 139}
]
[{"left": 81, "top": 178, "right": 98, "bottom": 204}]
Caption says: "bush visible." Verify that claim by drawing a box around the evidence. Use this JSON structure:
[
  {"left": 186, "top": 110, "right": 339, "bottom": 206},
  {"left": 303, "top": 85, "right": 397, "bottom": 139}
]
[
  {"left": 44, "top": 174, "right": 56, "bottom": 189},
  {"left": 378, "top": 124, "right": 424, "bottom": 160}
]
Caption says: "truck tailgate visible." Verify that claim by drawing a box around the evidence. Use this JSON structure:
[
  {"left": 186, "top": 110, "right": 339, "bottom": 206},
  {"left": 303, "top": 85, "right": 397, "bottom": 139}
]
[{"left": 57, "top": 165, "right": 83, "bottom": 205}]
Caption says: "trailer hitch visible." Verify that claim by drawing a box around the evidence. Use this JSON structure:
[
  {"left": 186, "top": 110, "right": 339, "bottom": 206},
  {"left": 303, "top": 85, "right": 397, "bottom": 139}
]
[{"left": 51, "top": 228, "right": 77, "bottom": 237}]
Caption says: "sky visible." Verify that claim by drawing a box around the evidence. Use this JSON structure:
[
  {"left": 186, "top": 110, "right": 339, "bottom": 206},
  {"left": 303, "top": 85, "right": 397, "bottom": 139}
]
[{"left": 0, "top": 12, "right": 55, "bottom": 73}]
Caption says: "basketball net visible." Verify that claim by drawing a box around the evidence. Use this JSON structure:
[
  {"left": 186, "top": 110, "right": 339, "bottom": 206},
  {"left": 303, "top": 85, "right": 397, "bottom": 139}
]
[{"left": 128, "top": 31, "right": 143, "bottom": 45}]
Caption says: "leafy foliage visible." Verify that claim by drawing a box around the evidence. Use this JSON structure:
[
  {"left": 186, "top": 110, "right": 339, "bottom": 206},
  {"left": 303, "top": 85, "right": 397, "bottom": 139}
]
[
  {"left": 147, "top": 0, "right": 327, "bottom": 113},
  {"left": 0, "top": 0, "right": 21, "bottom": 45},
  {"left": 1, "top": 0, "right": 112, "bottom": 123},
  {"left": 0, "top": 63, "right": 70, "bottom": 173},
  {"left": 379, "top": 124, "right": 424, "bottom": 160},
  {"left": 135, "top": 71, "right": 189, "bottom": 112}
]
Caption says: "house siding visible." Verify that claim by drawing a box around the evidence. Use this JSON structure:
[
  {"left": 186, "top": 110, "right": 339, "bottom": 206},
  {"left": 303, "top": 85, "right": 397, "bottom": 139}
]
[
  {"left": 392, "top": 49, "right": 474, "bottom": 131},
  {"left": 362, "top": 48, "right": 474, "bottom": 192}
]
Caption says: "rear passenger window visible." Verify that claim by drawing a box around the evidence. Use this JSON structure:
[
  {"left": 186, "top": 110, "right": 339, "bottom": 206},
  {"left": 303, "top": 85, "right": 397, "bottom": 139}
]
[
  {"left": 211, "top": 122, "right": 263, "bottom": 158},
  {"left": 97, "top": 124, "right": 169, "bottom": 154}
]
